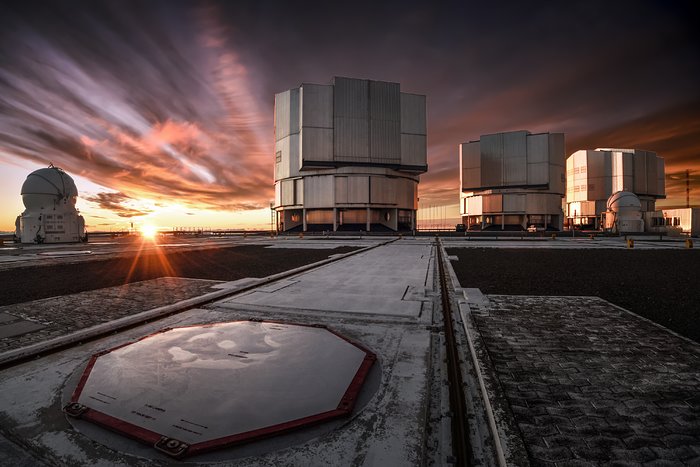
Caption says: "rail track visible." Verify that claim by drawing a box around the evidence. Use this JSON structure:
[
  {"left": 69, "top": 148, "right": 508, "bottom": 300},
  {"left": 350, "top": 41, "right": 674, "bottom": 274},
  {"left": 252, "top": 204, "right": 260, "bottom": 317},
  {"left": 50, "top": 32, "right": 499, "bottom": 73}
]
[{"left": 436, "top": 238, "right": 472, "bottom": 466}]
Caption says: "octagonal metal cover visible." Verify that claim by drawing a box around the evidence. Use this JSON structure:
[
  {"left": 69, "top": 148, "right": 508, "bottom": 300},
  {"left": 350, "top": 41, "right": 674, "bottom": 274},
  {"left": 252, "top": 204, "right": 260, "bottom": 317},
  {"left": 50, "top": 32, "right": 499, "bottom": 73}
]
[{"left": 65, "top": 320, "right": 376, "bottom": 458}]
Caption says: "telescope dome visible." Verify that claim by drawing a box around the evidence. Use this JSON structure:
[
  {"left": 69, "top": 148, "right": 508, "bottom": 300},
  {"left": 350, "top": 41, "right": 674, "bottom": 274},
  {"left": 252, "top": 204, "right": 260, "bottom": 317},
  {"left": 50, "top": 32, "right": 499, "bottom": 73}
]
[
  {"left": 21, "top": 165, "right": 79, "bottom": 210},
  {"left": 606, "top": 191, "right": 641, "bottom": 213}
]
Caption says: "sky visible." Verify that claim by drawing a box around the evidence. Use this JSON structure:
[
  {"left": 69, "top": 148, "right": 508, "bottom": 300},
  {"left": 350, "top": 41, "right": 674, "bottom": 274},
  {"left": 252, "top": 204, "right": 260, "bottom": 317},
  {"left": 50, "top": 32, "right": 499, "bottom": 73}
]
[{"left": 1, "top": 0, "right": 699, "bottom": 231}]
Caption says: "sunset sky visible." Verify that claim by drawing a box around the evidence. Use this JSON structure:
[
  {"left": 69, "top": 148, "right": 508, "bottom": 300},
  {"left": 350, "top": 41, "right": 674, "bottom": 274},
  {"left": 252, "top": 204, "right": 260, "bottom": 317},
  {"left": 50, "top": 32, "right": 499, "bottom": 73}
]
[{"left": 1, "top": 0, "right": 699, "bottom": 231}]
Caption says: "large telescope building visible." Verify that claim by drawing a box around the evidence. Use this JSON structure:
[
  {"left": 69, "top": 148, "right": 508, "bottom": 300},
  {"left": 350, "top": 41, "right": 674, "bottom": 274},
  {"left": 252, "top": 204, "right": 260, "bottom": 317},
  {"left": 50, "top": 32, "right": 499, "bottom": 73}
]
[
  {"left": 459, "top": 130, "right": 566, "bottom": 231},
  {"left": 273, "top": 77, "right": 427, "bottom": 232},
  {"left": 566, "top": 148, "right": 665, "bottom": 230}
]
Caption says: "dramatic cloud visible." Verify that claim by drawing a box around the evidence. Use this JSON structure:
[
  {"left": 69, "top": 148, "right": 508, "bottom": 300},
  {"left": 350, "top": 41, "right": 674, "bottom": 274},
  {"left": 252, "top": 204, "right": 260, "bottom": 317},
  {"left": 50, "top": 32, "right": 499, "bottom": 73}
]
[
  {"left": 0, "top": 0, "right": 698, "bottom": 220},
  {"left": 83, "top": 192, "right": 152, "bottom": 218}
]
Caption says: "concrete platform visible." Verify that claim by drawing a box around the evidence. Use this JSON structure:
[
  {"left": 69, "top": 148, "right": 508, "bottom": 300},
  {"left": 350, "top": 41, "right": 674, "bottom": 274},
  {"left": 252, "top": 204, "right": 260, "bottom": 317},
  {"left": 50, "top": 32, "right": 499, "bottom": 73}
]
[
  {"left": 0, "top": 238, "right": 445, "bottom": 466},
  {"left": 450, "top": 267, "right": 700, "bottom": 465},
  {"left": 0, "top": 235, "right": 698, "bottom": 466}
]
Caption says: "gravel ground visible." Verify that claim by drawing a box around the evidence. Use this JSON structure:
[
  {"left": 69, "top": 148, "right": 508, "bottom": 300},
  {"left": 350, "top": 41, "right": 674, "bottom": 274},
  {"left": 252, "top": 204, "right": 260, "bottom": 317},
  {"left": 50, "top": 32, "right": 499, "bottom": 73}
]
[
  {"left": 1, "top": 245, "right": 357, "bottom": 306},
  {"left": 447, "top": 248, "right": 700, "bottom": 343}
]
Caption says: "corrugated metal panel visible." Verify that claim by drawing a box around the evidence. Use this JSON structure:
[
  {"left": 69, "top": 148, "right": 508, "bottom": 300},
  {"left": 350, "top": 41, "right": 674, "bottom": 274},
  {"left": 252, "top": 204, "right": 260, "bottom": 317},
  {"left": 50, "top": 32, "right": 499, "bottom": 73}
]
[
  {"left": 401, "top": 134, "right": 426, "bottom": 167},
  {"left": 483, "top": 194, "right": 503, "bottom": 212},
  {"left": 587, "top": 176, "right": 607, "bottom": 201},
  {"left": 274, "top": 89, "right": 299, "bottom": 142},
  {"left": 400, "top": 93, "right": 426, "bottom": 135},
  {"left": 463, "top": 168, "right": 480, "bottom": 190},
  {"left": 300, "top": 84, "right": 333, "bottom": 128},
  {"left": 462, "top": 142, "right": 480, "bottom": 169},
  {"left": 645, "top": 152, "right": 658, "bottom": 196},
  {"left": 369, "top": 81, "right": 400, "bottom": 121},
  {"left": 657, "top": 157, "right": 665, "bottom": 196},
  {"left": 503, "top": 131, "right": 527, "bottom": 185},
  {"left": 526, "top": 193, "right": 561, "bottom": 213},
  {"left": 281, "top": 179, "right": 295, "bottom": 206},
  {"left": 465, "top": 195, "right": 483, "bottom": 216},
  {"left": 370, "top": 120, "right": 400, "bottom": 163},
  {"left": 347, "top": 176, "right": 369, "bottom": 203},
  {"left": 503, "top": 194, "right": 525, "bottom": 212},
  {"left": 274, "top": 138, "right": 289, "bottom": 181},
  {"left": 290, "top": 133, "right": 301, "bottom": 177},
  {"left": 295, "top": 178, "right": 304, "bottom": 205},
  {"left": 633, "top": 151, "right": 648, "bottom": 194},
  {"left": 334, "top": 117, "right": 369, "bottom": 161},
  {"left": 547, "top": 133, "right": 566, "bottom": 167},
  {"left": 334, "top": 77, "right": 368, "bottom": 118},
  {"left": 526, "top": 133, "right": 548, "bottom": 163},
  {"left": 303, "top": 175, "right": 334, "bottom": 208},
  {"left": 527, "top": 162, "right": 548, "bottom": 185},
  {"left": 394, "top": 178, "right": 417, "bottom": 209},
  {"left": 301, "top": 128, "right": 333, "bottom": 163},
  {"left": 480, "top": 134, "right": 503, "bottom": 187},
  {"left": 549, "top": 162, "right": 565, "bottom": 195},
  {"left": 588, "top": 150, "right": 607, "bottom": 180},
  {"left": 275, "top": 90, "right": 291, "bottom": 141},
  {"left": 335, "top": 176, "right": 348, "bottom": 204},
  {"left": 370, "top": 176, "right": 396, "bottom": 204},
  {"left": 274, "top": 182, "right": 281, "bottom": 207}
]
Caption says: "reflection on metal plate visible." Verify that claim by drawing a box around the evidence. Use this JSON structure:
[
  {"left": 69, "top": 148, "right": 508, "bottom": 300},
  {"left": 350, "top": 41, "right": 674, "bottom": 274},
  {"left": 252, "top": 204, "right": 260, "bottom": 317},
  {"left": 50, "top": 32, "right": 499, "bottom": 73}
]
[{"left": 66, "top": 320, "right": 375, "bottom": 458}]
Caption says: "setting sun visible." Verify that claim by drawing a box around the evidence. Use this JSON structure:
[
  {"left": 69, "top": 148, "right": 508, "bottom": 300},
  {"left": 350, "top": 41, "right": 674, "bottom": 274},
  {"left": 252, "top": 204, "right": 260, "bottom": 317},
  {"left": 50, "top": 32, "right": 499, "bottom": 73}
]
[{"left": 140, "top": 224, "right": 159, "bottom": 240}]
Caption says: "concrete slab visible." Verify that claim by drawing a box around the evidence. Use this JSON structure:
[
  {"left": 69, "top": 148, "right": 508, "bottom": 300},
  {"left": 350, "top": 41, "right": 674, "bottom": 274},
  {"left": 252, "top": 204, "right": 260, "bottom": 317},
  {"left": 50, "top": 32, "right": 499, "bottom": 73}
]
[
  {"left": 0, "top": 238, "right": 442, "bottom": 465},
  {"left": 221, "top": 241, "right": 433, "bottom": 318}
]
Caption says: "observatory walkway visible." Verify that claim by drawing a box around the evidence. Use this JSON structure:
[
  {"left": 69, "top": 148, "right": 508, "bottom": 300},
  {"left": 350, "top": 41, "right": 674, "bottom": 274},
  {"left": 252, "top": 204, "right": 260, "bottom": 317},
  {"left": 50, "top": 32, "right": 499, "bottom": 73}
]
[
  {"left": 0, "top": 238, "right": 446, "bottom": 466},
  {"left": 0, "top": 236, "right": 698, "bottom": 466}
]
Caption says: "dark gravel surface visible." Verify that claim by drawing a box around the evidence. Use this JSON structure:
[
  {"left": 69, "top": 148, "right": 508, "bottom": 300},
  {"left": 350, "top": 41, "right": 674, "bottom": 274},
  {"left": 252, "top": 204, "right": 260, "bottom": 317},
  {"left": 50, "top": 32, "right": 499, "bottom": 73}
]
[
  {"left": 447, "top": 248, "right": 700, "bottom": 343},
  {"left": 1, "top": 245, "right": 357, "bottom": 306}
]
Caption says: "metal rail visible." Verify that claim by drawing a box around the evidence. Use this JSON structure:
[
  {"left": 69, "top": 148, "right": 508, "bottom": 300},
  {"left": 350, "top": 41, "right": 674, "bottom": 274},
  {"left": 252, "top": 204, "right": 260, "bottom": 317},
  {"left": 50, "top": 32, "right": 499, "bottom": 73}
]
[{"left": 436, "top": 239, "right": 471, "bottom": 466}]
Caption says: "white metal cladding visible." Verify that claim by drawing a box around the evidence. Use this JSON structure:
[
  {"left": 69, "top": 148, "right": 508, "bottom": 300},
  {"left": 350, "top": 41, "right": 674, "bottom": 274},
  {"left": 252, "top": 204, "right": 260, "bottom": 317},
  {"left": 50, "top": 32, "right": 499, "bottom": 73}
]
[
  {"left": 280, "top": 179, "right": 295, "bottom": 206},
  {"left": 335, "top": 176, "right": 348, "bottom": 203},
  {"left": 295, "top": 179, "right": 304, "bottom": 205},
  {"left": 274, "top": 134, "right": 301, "bottom": 181},
  {"left": 526, "top": 133, "right": 549, "bottom": 164},
  {"left": 274, "top": 77, "right": 425, "bottom": 230},
  {"left": 370, "top": 120, "right": 401, "bottom": 163},
  {"left": 334, "top": 77, "right": 369, "bottom": 118},
  {"left": 303, "top": 175, "right": 335, "bottom": 208},
  {"left": 657, "top": 158, "right": 665, "bottom": 195},
  {"left": 503, "top": 131, "right": 527, "bottom": 186},
  {"left": 503, "top": 194, "right": 526, "bottom": 212},
  {"left": 633, "top": 151, "right": 648, "bottom": 194},
  {"left": 528, "top": 163, "right": 548, "bottom": 186},
  {"left": 300, "top": 84, "right": 333, "bottom": 128},
  {"left": 480, "top": 133, "right": 503, "bottom": 187},
  {"left": 401, "top": 134, "right": 427, "bottom": 167},
  {"left": 465, "top": 195, "right": 483, "bottom": 216},
  {"left": 400, "top": 93, "right": 426, "bottom": 135},
  {"left": 274, "top": 89, "right": 300, "bottom": 142},
  {"left": 274, "top": 182, "right": 281, "bottom": 207},
  {"left": 394, "top": 178, "right": 417, "bottom": 209},
  {"left": 334, "top": 117, "right": 370, "bottom": 161},
  {"left": 369, "top": 80, "right": 400, "bottom": 122},
  {"left": 301, "top": 127, "right": 333, "bottom": 162},
  {"left": 370, "top": 176, "right": 396, "bottom": 204},
  {"left": 347, "top": 176, "right": 370, "bottom": 204},
  {"left": 483, "top": 194, "right": 503, "bottom": 212}
]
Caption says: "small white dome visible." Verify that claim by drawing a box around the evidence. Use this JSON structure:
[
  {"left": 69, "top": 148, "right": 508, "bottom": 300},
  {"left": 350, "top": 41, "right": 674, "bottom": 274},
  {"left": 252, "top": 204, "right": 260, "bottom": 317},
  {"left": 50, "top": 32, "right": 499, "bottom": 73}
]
[
  {"left": 21, "top": 166, "right": 79, "bottom": 210},
  {"left": 606, "top": 191, "right": 641, "bottom": 213}
]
